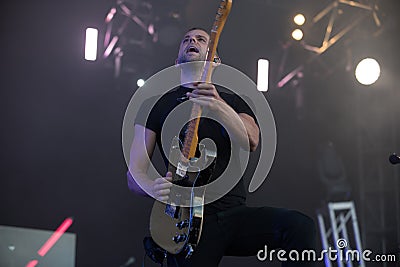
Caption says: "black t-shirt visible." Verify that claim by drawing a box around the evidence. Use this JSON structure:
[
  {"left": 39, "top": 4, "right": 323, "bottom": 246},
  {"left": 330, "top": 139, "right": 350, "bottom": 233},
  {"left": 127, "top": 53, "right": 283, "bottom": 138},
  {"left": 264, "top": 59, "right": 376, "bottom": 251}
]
[{"left": 135, "top": 86, "right": 256, "bottom": 214}]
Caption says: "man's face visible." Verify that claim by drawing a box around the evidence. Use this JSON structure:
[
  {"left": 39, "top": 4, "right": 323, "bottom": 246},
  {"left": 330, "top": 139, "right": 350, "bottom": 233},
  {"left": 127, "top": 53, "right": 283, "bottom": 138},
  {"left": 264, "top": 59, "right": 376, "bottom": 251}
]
[{"left": 176, "top": 29, "right": 210, "bottom": 64}]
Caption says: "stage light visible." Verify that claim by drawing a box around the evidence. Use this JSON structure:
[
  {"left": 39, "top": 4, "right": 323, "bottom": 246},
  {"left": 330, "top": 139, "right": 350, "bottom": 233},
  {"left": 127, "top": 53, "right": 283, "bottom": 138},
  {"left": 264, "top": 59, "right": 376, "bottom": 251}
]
[
  {"left": 85, "top": 28, "right": 98, "bottom": 61},
  {"left": 105, "top": 7, "right": 116, "bottom": 23},
  {"left": 292, "top": 29, "right": 303, "bottom": 41},
  {"left": 25, "top": 217, "right": 74, "bottom": 267},
  {"left": 257, "top": 59, "right": 269, "bottom": 92},
  {"left": 137, "top": 79, "right": 145, "bottom": 87},
  {"left": 355, "top": 58, "right": 380, "bottom": 85},
  {"left": 294, "top": 14, "right": 306, "bottom": 26},
  {"left": 148, "top": 24, "right": 155, "bottom": 35},
  {"left": 37, "top": 218, "right": 74, "bottom": 257},
  {"left": 26, "top": 260, "right": 38, "bottom": 267}
]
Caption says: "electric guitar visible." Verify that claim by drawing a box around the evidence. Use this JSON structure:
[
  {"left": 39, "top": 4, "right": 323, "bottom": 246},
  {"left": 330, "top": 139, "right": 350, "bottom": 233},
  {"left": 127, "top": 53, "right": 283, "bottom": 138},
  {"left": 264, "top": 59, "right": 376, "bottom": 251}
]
[{"left": 149, "top": 0, "right": 232, "bottom": 258}]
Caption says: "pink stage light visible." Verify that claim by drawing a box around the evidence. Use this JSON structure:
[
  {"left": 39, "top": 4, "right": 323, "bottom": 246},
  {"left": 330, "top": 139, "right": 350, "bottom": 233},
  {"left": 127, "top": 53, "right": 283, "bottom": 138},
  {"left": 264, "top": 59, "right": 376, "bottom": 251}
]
[
  {"left": 38, "top": 217, "right": 74, "bottom": 256},
  {"left": 25, "top": 217, "right": 74, "bottom": 267},
  {"left": 26, "top": 260, "right": 38, "bottom": 267}
]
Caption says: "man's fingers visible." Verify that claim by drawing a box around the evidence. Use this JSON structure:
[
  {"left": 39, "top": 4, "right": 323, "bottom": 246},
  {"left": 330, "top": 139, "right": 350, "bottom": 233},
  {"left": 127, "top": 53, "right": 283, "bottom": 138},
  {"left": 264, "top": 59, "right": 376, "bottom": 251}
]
[
  {"left": 154, "top": 180, "right": 172, "bottom": 189},
  {"left": 153, "top": 176, "right": 172, "bottom": 201},
  {"left": 195, "top": 83, "right": 215, "bottom": 89},
  {"left": 165, "top": 172, "right": 173, "bottom": 181},
  {"left": 154, "top": 185, "right": 172, "bottom": 192},
  {"left": 189, "top": 97, "right": 212, "bottom": 107},
  {"left": 157, "top": 195, "right": 169, "bottom": 201},
  {"left": 191, "top": 89, "right": 215, "bottom": 96},
  {"left": 157, "top": 188, "right": 171, "bottom": 196}
]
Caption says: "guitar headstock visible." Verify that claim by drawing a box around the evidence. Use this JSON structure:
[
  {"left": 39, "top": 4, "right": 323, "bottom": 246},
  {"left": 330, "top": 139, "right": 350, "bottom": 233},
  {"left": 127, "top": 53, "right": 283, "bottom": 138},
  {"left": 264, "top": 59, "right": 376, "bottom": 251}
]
[
  {"left": 201, "top": 0, "right": 232, "bottom": 78},
  {"left": 211, "top": 0, "right": 232, "bottom": 35}
]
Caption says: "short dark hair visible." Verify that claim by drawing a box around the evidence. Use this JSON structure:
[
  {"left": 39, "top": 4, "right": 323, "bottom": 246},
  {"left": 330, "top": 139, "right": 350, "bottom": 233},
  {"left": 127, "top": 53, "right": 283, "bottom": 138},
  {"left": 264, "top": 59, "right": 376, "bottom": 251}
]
[{"left": 186, "top": 27, "right": 209, "bottom": 34}]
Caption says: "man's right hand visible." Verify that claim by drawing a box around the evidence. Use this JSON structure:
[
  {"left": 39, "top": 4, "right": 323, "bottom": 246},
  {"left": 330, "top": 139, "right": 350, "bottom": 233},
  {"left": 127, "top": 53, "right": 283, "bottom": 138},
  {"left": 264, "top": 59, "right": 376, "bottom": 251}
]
[{"left": 152, "top": 171, "right": 173, "bottom": 201}]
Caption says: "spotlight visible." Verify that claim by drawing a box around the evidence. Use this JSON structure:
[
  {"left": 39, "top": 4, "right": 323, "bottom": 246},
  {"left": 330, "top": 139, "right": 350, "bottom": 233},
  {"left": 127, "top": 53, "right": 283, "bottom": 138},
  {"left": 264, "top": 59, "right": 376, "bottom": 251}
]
[
  {"left": 85, "top": 28, "right": 98, "bottom": 61},
  {"left": 355, "top": 58, "right": 380, "bottom": 85},
  {"left": 137, "top": 79, "right": 145, "bottom": 87},
  {"left": 257, "top": 59, "right": 269, "bottom": 92},
  {"left": 105, "top": 7, "right": 116, "bottom": 23},
  {"left": 292, "top": 29, "right": 303, "bottom": 41},
  {"left": 294, "top": 14, "right": 306, "bottom": 26}
]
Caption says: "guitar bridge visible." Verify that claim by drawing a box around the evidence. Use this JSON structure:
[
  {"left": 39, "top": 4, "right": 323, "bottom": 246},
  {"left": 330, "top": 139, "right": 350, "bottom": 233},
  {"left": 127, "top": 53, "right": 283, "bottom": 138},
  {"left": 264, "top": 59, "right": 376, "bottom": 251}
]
[{"left": 176, "top": 162, "right": 188, "bottom": 178}]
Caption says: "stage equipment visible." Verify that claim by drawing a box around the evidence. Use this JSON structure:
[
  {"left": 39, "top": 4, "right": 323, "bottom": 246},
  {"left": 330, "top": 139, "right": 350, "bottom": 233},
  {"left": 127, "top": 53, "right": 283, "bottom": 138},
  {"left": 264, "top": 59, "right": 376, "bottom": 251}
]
[
  {"left": 317, "top": 201, "right": 365, "bottom": 267},
  {"left": 278, "top": 0, "right": 382, "bottom": 88}
]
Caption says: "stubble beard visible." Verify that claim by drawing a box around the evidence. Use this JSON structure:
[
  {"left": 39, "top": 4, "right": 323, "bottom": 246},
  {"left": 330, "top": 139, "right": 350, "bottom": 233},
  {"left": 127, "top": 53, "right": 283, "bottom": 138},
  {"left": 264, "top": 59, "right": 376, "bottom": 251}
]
[{"left": 177, "top": 49, "right": 207, "bottom": 64}]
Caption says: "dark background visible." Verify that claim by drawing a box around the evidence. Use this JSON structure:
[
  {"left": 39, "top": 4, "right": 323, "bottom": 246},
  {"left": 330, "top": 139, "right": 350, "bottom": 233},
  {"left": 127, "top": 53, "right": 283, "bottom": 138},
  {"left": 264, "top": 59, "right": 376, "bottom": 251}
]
[{"left": 1, "top": 0, "right": 399, "bottom": 266}]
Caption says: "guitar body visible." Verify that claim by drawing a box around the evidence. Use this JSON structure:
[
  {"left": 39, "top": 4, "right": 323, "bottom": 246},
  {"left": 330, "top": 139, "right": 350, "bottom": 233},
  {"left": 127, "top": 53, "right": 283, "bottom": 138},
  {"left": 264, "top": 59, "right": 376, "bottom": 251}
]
[{"left": 150, "top": 137, "right": 216, "bottom": 255}]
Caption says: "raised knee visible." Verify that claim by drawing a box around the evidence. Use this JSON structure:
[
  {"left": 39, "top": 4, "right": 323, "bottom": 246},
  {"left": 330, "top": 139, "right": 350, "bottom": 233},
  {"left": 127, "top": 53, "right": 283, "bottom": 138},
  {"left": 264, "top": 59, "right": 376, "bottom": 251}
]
[{"left": 284, "top": 210, "right": 316, "bottom": 244}]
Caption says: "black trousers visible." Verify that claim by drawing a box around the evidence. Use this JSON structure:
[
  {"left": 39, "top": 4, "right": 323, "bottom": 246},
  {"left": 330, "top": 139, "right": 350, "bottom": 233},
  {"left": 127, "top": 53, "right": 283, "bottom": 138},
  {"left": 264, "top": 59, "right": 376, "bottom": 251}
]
[{"left": 167, "top": 205, "right": 316, "bottom": 267}]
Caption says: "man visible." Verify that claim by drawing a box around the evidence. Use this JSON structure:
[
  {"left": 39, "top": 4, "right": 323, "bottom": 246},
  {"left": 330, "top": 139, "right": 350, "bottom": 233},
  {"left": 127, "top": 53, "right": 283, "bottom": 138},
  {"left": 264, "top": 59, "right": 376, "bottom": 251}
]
[{"left": 128, "top": 28, "right": 316, "bottom": 266}]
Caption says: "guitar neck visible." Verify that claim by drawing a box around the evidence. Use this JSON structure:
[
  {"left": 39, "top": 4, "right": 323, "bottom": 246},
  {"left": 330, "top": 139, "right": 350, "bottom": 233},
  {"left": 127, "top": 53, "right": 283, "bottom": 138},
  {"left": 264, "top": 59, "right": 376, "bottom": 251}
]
[
  {"left": 181, "top": 0, "right": 232, "bottom": 161},
  {"left": 182, "top": 104, "right": 202, "bottom": 160}
]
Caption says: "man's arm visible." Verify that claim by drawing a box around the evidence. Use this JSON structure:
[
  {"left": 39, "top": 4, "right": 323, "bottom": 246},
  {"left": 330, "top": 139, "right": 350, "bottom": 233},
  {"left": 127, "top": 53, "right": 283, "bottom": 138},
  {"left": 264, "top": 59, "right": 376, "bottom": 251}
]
[
  {"left": 187, "top": 83, "right": 260, "bottom": 151},
  {"left": 238, "top": 113, "right": 260, "bottom": 151},
  {"left": 127, "top": 124, "right": 172, "bottom": 201}
]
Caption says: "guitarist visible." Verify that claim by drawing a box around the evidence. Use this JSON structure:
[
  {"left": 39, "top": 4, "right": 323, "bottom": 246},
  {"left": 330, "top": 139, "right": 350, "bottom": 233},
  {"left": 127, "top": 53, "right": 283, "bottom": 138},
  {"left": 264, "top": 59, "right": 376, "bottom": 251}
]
[{"left": 128, "top": 28, "right": 316, "bottom": 267}]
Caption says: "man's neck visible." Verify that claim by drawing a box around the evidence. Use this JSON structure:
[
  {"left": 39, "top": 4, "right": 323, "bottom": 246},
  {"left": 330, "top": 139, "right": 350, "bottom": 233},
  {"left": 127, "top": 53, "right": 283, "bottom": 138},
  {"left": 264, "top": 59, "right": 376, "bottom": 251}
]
[{"left": 179, "top": 61, "right": 205, "bottom": 88}]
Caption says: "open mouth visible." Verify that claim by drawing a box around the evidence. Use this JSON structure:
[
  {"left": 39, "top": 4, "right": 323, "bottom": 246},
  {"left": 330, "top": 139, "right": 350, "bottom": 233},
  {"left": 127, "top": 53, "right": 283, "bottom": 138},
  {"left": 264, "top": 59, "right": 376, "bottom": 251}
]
[{"left": 186, "top": 46, "right": 199, "bottom": 53}]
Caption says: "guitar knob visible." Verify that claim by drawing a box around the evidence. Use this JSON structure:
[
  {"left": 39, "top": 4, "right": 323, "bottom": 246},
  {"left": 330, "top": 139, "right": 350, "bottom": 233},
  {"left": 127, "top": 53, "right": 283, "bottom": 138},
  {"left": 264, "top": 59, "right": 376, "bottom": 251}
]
[
  {"left": 176, "top": 220, "right": 190, "bottom": 230},
  {"left": 185, "top": 244, "right": 194, "bottom": 258},
  {"left": 172, "top": 234, "right": 187, "bottom": 243}
]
